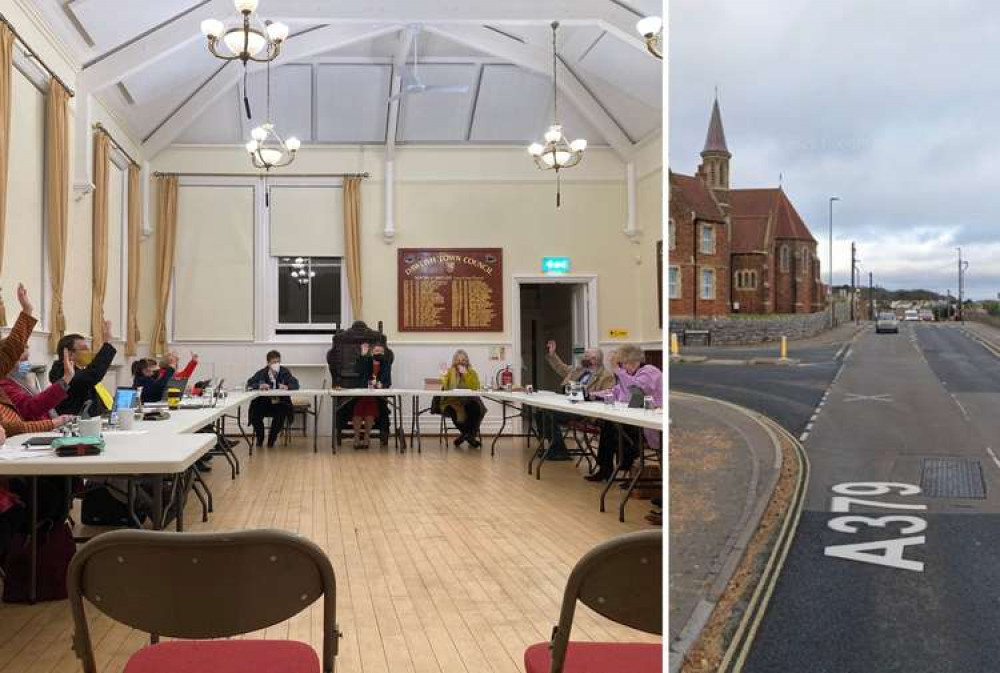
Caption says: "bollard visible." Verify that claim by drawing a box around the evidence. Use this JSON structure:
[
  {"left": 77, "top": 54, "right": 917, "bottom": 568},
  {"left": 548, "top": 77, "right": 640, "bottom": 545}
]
[
  {"left": 670, "top": 332, "right": 680, "bottom": 356},
  {"left": 780, "top": 335, "right": 788, "bottom": 360}
]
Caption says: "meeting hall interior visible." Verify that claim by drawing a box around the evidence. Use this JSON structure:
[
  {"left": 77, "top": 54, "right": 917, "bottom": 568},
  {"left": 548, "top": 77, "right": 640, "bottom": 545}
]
[{"left": 0, "top": 1, "right": 664, "bottom": 671}]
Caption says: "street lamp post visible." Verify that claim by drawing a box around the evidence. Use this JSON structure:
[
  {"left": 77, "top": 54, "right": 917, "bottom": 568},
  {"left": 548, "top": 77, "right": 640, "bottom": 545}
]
[{"left": 829, "top": 196, "right": 840, "bottom": 326}]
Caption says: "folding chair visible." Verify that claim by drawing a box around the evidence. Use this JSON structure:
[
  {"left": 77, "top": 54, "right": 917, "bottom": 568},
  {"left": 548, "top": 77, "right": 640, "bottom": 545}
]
[
  {"left": 524, "top": 530, "right": 662, "bottom": 673},
  {"left": 68, "top": 529, "right": 341, "bottom": 673}
]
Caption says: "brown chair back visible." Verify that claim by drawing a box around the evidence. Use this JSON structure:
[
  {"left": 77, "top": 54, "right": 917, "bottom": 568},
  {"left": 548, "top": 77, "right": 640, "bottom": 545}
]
[
  {"left": 68, "top": 529, "right": 339, "bottom": 673},
  {"left": 549, "top": 530, "right": 662, "bottom": 672}
]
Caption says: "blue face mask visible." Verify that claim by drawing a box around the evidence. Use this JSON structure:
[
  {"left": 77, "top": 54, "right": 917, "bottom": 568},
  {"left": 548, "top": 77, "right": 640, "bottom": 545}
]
[{"left": 16, "top": 361, "right": 31, "bottom": 376}]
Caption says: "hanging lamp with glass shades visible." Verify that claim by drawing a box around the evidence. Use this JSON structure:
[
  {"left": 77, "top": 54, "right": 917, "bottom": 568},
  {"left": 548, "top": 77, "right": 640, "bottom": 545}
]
[
  {"left": 245, "top": 61, "right": 300, "bottom": 172},
  {"left": 528, "top": 21, "right": 587, "bottom": 208},
  {"left": 200, "top": 0, "right": 289, "bottom": 118},
  {"left": 636, "top": 15, "right": 663, "bottom": 59}
]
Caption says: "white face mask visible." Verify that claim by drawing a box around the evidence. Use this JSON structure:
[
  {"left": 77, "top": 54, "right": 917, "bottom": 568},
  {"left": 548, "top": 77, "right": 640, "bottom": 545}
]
[{"left": 269, "top": 362, "right": 280, "bottom": 374}]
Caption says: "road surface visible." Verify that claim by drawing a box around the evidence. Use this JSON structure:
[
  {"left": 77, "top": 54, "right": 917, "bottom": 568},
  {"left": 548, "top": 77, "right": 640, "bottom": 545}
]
[{"left": 743, "top": 322, "right": 1000, "bottom": 672}]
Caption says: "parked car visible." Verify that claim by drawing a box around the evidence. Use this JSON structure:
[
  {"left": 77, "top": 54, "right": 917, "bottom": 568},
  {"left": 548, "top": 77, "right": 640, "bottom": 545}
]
[
  {"left": 919, "top": 309, "right": 934, "bottom": 322},
  {"left": 903, "top": 309, "right": 920, "bottom": 321},
  {"left": 876, "top": 312, "right": 900, "bottom": 334}
]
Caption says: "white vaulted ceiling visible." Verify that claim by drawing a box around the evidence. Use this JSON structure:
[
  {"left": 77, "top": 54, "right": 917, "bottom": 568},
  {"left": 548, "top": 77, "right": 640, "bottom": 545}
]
[{"left": 32, "top": 0, "right": 663, "bottom": 158}]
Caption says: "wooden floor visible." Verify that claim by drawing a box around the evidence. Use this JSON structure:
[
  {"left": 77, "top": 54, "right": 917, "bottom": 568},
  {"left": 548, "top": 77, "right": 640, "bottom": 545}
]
[{"left": 0, "top": 435, "right": 659, "bottom": 673}]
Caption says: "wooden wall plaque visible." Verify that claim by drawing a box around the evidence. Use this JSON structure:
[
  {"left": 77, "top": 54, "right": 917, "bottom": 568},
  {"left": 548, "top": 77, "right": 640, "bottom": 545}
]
[{"left": 398, "top": 248, "right": 503, "bottom": 332}]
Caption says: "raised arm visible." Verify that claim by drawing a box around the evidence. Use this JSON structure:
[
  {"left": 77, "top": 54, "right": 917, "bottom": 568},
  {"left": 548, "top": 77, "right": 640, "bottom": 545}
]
[{"left": 0, "top": 285, "right": 38, "bottom": 378}]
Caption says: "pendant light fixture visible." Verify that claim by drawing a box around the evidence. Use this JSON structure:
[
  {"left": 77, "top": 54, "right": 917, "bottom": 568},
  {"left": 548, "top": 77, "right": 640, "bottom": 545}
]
[
  {"left": 245, "top": 61, "right": 300, "bottom": 173},
  {"left": 636, "top": 16, "right": 663, "bottom": 59},
  {"left": 528, "top": 21, "right": 587, "bottom": 208},
  {"left": 200, "top": 0, "right": 289, "bottom": 119}
]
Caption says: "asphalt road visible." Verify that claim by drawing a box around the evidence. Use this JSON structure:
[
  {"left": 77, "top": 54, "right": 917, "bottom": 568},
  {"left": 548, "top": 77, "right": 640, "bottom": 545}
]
[
  {"left": 743, "top": 323, "right": 1000, "bottom": 672},
  {"left": 669, "top": 343, "right": 845, "bottom": 436}
]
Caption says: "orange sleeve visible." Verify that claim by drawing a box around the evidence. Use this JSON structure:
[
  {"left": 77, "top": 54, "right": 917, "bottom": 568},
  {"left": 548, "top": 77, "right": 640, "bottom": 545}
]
[
  {"left": 0, "top": 403, "right": 55, "bottom": 436},
  {"left": 0, "top": 311, "right": 38, "bottom": 379}
]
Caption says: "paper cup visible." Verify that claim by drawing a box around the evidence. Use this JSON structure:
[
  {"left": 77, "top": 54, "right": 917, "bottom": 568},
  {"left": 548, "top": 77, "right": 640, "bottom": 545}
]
[
  {"left": 119, "top": 408, "right": 135, "bottom": 430},
  {"left": 79, "top": 417, "right": 103, "bottom": 437}
]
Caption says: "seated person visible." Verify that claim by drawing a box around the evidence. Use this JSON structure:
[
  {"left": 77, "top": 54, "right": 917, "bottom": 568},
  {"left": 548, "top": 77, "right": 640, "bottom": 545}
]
[
  {"left": 49, "top": 320, "right": 117, "bottom": 416},
  {"left": 1, "top": 344, "right": 75, "bottom": 421},
  {"left": 351, "top": 343, "right": 392, "bottom": 449},
  {"left": 438, "top": 349, "right": 486, "bottom": 449},
  {"left": 542, "top": 341, "right": 615, "bottom": 461},
  {"left": 246, "top": 350, "right": 299, "bottom": 448},
  {"left": 586, "top": 344, "right": 663, "bottom": 482},
  {"left": 132, "top": 354, "right": 177, "bottom": 404}
]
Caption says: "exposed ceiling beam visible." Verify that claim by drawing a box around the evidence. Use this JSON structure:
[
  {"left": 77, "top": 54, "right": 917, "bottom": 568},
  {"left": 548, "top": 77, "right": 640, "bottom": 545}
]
[
  {"left": 142, "top": 23, "right": 401, "bottom": 158},
  {"left": 426, "top": 24, "right": 635, "bottom": 159},
  {"left": 385, "top": 27, "right": 413, "bottom": 157},
  {"left": 78, "top": 0, "right": 233, "bottom": 92}
]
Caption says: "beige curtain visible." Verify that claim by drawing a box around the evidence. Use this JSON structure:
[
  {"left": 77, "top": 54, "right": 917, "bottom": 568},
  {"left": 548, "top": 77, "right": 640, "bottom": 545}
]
[
  {"left": 0, "top": 23, "right": 14, "bottom": 326},
  {"left": 125, "top": 164, "right": 142, "bottom": 356},
  {"left": 151, "top": 174, "right": 178, "bottom": 356},
  {"left": 343, "top": 176, "right": 363, "bottom": 320},
  {"left": 45, "top": 81, "right": 70, "bottom": 353},
  {"left": 90, "top": 132, "right": 110, "bottom": 350}
]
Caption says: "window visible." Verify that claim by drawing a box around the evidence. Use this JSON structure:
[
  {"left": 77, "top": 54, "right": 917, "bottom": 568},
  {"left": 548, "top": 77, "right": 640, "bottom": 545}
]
[
  {"left": 277, "top": 256, "right": 343, "bottom": 333},
  {"left": 700, "top": 223, "right": 715, "bottom": 254},
  {"left": 701, "top": 268, "right": 715, "bottom": 300},
  {"left": 735, "top": 270, "right": 757, "bottom": 290},
  {"left": 668, "top": 220, "right": 676, "bottom": 250},
  {"left": 669, "top": 266, "right": 681, "bottom": 299},
  {"left": 780, "top": 245, "right": 789, "bottom": 272}
]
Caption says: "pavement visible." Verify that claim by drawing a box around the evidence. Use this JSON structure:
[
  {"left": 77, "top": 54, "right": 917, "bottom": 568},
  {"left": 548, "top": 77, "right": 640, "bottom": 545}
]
[
  {"left": 672, "top": 321, "right": 864, "bottom": 365},
  {"left": 668, "top": 392, "right": 782, "bottom": 670},
  {"left": 739, "top": 322, "right": 1000, "bottom": 672}
]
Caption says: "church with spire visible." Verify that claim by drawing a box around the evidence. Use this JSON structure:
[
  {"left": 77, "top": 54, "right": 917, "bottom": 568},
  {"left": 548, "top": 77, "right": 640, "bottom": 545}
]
[{"left": 669, "top": 97, "right": 825, "bottom": 318}]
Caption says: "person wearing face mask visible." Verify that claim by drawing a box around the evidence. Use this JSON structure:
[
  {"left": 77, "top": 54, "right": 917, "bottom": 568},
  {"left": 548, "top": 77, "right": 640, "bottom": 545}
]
[
  {"left": 0, "top": 343, "right": 75, "bottom": 423},
  {"left": 438, "top": 349, "right": 486, "bottom": 448},
  {"left": 49, "top": 320, "right": 117, "bottom": 416},
  {"left": 350, "top": 342, "right": 393, "bottom": 449},
  {"left": 132, "top": 354, "right": 177, "bottom": 404},
  {"left": 587, "top": 344, "right": 662, "bottom": 483},
  {"left": 541, "top": 341, "right": 615, "bottom": 463},
  {"left": 246, "top": 350, "right": 300, "bottom": 448}
]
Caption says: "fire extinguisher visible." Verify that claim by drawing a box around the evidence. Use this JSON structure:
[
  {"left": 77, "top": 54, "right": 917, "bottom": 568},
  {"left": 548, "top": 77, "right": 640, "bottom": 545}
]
[{"left": 499, "top": 364, "right": 514, "bottom": 390}]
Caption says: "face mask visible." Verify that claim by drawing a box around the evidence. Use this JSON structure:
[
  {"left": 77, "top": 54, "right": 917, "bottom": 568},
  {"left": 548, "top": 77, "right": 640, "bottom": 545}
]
[
  {"left": 76, "top": 351, "right": 95, "bottom": 367},
  {"left": 16, "top": 361, "right": 31, "bottom": 376},
  {"left": 269, "top": 362, "right": 280, "bottom": 374}
]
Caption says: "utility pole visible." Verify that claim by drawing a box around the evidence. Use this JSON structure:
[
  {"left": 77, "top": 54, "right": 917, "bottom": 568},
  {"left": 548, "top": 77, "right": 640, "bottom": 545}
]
[
  {"left": 829, "top": 196, "right": 839, "bottom": 326},
  {"left": 957, "top": 248, "right": 969, "bottom": 322},
  {"left": 869, "top": 271, "right": 874, "bottom": 320},
  {"left": 850, "top": 241, "right": 857, "bottom": 322}
]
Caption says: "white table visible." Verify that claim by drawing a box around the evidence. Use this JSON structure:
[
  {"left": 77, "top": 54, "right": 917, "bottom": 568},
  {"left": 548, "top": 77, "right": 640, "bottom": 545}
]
[{"left": 254, "top": 388, "right": 328, "bottom": 452}]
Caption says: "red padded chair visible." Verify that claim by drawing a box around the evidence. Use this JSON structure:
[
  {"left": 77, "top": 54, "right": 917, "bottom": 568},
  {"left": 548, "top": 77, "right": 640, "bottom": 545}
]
[
  {"left": 524, "top": 530, "right": 662, "bottom": 673},
  {"left": 67, "top": 529, "right": 340, "bottom": 673}
]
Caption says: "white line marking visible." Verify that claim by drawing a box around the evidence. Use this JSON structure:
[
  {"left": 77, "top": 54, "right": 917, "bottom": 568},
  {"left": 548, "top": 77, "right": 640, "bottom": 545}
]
[
  {"left": 950, "top": 393, "right": 970, "bottom": 420},
  {"left": 986, "top": 447, "right": 1000, "bottom": 472},
  {"left": 800, "top": 431, "right": 810, "bottom": 442},
  {"left": 806, "top": 422, "right": 814, "bottom": 432}
]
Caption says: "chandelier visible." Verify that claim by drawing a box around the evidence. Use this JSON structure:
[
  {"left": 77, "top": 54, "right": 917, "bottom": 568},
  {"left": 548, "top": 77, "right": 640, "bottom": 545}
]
[
  {"left": 528, "top": 21, "right": 587, "bottom": 208},
  {"left": 245, "top": 61, "right": 300, "bottom": 170},
  {"left": 636, "top": 16, "right": 663, "bottom": 59},
  {"left": 200, "top": 0, "right": 288, "bottom": 64},
  {"left": 289, "top": 258, "right": 315, "bottom": 285}
]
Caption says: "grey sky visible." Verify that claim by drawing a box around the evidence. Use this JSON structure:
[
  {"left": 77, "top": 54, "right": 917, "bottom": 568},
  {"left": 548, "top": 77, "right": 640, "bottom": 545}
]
[{"left": 670, "top": 0, "right": 1000, "bottom": 299}]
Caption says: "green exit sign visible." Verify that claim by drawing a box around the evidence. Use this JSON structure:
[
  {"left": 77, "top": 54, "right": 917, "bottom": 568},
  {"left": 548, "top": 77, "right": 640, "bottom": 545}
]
[{"left": 542, "top": 257, "right": 571, "bottom": 274}]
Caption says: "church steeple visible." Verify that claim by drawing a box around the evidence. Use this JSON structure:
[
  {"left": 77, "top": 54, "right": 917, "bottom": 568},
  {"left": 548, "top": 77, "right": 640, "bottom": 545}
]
[{"left": 698, "top": 95, "right": 731, "bottom": 193}]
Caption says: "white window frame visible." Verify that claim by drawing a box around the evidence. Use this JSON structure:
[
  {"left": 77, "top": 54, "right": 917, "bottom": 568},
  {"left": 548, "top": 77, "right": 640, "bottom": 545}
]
[
  {"left": 700, "top": 223, "right": 715, "bottom": 255},
  {"left": 700, "top": 268, "right": 715, "bottom": 300},
  {"left": 669, "top": 265, "right": 681, "bottom": 299},
  {"left": 668, "top": 219, "right": 676, "bottom": 251},
  {"left": 274, "top": 255, "right": 345, "bottom": 333},
  {"left": 780, "top": 245, "right": 790, "bottom": 273}
]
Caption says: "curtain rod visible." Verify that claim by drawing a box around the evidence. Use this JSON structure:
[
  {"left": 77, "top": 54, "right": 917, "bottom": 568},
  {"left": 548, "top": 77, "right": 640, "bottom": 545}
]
[
  {"left": 94, "top": 123, "right": 139, "bottom": 167},
  {"left": 153, "top": 171, "right": 371, "bottom": 179},
  {"left": 0, "top": 12, "right": 76, "bottom": 97}
]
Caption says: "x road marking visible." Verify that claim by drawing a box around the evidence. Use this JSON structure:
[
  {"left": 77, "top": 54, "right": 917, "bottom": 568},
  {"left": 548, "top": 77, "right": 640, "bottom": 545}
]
[{"left": 843, "top": 393, "right": 893, "bottom": 403}]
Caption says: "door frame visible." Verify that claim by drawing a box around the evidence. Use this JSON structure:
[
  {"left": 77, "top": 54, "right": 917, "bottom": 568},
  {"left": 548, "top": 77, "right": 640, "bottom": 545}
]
[{"left": 511, "top": 274, "right": 599, "bottom": 386}]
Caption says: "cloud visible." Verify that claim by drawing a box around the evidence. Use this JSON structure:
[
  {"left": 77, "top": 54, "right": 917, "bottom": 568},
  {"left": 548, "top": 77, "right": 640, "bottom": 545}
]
[{"left": 670, "top": 0, "right": 1000, "bottom": 298}]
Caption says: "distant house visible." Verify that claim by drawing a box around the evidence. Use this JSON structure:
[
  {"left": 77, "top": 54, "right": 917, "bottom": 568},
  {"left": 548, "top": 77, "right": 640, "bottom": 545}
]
[{"left": 669, "top": 98, "right": 825, "bottom": 317}]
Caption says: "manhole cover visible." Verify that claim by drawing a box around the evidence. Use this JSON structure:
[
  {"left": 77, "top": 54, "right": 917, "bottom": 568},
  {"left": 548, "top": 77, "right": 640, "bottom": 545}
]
[{"left": 921, "top": 459, "right": 986, "bottom": 499}]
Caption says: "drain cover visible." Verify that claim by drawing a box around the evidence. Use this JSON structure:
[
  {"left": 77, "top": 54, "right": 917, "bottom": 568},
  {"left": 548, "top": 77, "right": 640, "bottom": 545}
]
[{"left": 921, "top": 459, "right": 986, "bottom": 499}]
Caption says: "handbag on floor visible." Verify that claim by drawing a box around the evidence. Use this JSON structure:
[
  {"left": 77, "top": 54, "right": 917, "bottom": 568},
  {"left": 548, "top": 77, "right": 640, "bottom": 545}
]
[{"left": 1, "top": 522, "right": 76, "bottom": 603}]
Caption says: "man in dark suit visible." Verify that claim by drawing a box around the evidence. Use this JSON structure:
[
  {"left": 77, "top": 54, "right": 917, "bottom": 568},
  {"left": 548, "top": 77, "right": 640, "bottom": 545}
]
[
  {"left": 246, "top": 350, "right": 300, "bottom": 448},
  {"left": 49, "top": 320, "right": 116, "bottom": 416}
]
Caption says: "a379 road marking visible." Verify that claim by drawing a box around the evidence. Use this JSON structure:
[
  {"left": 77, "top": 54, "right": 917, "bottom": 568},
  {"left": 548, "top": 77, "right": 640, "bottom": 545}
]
[{"left": 824, "top": 482, "right": 927, "bottom": 572}]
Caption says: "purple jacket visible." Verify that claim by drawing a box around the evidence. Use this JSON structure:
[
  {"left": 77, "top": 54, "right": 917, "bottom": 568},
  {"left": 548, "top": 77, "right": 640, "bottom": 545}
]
[{"left": 596, "top": 364, "right": 663, "bottom": 449}]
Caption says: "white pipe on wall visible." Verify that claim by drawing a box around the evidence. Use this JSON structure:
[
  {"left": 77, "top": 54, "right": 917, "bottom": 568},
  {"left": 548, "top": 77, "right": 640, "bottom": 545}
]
[
  {"left": 384, "top": 157, "right": 396, "bottom": 241},
  {"left": 624, "top": 160, "right": 638, "bottom": 239},
  {"left": 141, "top": 161, "right": 152, "bottom": 237}
]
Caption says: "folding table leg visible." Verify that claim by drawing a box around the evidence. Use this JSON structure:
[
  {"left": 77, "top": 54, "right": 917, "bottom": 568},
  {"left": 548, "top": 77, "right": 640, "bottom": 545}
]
[{"left": 29, "top": 476, "right": 38, "bottom": 604}]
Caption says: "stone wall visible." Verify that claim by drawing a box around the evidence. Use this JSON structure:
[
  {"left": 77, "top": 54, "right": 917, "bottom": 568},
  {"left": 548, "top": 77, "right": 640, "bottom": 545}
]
[{"left": 669, "top": 303, "right": 850, "bottom": 345}]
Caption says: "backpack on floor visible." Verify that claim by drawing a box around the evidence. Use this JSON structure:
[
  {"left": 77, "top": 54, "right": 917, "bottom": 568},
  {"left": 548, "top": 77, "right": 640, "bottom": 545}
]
[
  {"left": 81, "top": 485, "right": 146, "bottom": 527},
  {"left": 1, "top": 522, "right": 76, "bottom": 603}
]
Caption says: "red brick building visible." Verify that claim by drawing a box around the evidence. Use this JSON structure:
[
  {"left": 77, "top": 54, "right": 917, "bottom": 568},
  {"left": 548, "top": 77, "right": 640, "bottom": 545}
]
[{"left": 669, "top": 98, "right": 824, "bottom": 317}]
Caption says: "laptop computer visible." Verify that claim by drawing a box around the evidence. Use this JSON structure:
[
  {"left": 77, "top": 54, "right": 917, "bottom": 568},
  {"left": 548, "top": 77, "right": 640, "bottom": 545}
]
[{"left": 112, "top": 388, "right": 139, "bottom": 414}]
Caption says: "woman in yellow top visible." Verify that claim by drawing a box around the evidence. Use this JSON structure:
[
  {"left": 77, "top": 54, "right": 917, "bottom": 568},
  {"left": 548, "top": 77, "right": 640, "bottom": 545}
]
[{"left": 439, "top": 349, "right": 486, "bottom": 448}]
